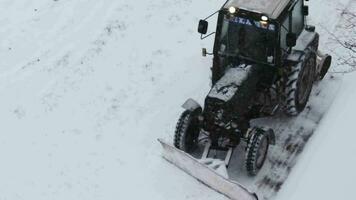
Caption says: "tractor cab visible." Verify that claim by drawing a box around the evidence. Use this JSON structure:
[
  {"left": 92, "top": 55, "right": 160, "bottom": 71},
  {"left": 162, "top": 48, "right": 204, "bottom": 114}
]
[
  {"left": 199, "top": 0, "right": 308, "bottom": 67},
  {"left": 216, "top": 10, "right": 278, "bottom": 65}
]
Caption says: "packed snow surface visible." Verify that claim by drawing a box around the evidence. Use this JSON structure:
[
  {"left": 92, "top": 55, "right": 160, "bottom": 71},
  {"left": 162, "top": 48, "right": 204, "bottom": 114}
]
[{"left": 0, "top": 0, "right": 354, "bottom": 200}]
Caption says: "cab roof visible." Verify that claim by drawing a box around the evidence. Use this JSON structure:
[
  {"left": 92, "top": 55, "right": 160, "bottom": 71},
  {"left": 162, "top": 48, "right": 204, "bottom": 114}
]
[{"left": 224, "top": 0, "right": 292, "bottom": 19}]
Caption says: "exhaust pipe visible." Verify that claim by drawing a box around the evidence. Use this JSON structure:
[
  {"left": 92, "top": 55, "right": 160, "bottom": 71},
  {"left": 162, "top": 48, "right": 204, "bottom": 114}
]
[{"left": 316, "top": 51, "right": 332, "bottom": 80}]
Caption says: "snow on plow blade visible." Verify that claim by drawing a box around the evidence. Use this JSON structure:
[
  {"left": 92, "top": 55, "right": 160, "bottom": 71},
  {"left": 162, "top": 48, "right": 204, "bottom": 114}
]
[{"left": 158, "top": 139, "right": 258, "bottom": 200}]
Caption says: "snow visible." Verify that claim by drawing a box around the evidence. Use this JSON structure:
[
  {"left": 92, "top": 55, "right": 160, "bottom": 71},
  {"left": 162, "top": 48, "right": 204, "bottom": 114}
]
[
  {"left": 208, "top": 65, "right": 251, "bottom": 102},
  {"left": 0, "top": 0, "right": 227, "bottom": 199},
  {"left": 293, "top": 30, "right": 317, "bottom": 52},
  {"left": 277, "top": 73, "right": 356, "bottom": 200},
  {"left": 0, "top": 0, "right": 354, "bottom": 200},
  {"left": 276, "top": 0, "right": 356, "bottom": 199}
]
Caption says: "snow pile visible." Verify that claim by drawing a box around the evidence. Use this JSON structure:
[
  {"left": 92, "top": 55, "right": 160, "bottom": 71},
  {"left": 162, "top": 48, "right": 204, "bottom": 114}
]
[{"left": 208, "top": 65, "right": 251, "bottom": 102}]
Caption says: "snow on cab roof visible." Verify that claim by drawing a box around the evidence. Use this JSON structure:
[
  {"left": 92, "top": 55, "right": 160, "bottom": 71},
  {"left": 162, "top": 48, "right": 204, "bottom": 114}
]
[{"left": 224, "top": 0, "right": 292, "bottom": 19}]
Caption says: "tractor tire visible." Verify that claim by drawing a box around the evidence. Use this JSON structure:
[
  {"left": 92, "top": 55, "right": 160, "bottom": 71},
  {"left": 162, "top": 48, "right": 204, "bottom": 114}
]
[
  {"left": 285, "top": 53, "right": 316, "bottom": 116},
  {"left": 174, "top": 109, "right": 201, "bottom": 153},
  {"left": 245, "top": 128, "right": 269, "bottom": 176}
]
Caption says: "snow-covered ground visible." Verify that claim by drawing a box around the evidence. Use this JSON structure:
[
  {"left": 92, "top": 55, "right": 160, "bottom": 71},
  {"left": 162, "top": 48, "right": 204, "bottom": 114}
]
[
  {"left": 278, "top": 72, "right": 356, "bottom": 200},
  {"left": 0, "top": 1, "right": 223, "bottom": 199},
  {"left": 277, "top": 0, "right": 356, "bottom": 199},
  {"left": 0, "top": 0, "right": 354, "bottom": 200}
]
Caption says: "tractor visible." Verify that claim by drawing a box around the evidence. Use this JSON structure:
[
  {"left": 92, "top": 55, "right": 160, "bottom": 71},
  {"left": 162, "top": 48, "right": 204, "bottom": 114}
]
[{"left": 173, "top": 0, "right": 332, "bottom": 176}]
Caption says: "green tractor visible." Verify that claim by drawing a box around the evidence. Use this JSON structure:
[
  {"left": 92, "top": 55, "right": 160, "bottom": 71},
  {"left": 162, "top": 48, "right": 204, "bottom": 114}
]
[{"left": 173, "top": 0, "right": 331, "bottom": 176}]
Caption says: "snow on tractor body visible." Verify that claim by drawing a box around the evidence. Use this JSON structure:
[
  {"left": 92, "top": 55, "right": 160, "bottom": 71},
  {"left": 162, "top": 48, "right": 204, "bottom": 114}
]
[{"left": 159, "top": 0, "right": 332, "bottom": 199}]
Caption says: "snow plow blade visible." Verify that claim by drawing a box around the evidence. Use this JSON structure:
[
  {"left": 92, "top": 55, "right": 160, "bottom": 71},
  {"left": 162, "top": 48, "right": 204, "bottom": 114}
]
[{"left": 158, "top": 139, "right": 258, "bottom": 200}]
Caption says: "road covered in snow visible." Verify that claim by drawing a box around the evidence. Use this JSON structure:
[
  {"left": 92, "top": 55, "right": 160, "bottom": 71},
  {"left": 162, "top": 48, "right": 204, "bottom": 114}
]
[
  {"left": 277, "top": 0, "right": 356, "bottom": 199},
  {"left": 0, "top": 0, "right": 226, "bottom": 199},
  {"left": 0, "top": 0, "right": 354, "bottom": 200}
]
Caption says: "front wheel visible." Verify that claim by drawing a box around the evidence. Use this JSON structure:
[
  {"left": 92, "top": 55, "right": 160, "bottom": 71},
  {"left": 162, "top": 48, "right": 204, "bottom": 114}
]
[
  {"left": 245, "top": 128, "right": 270, "bottom": 176},
  {"left": 174, "top": 109, "right": 201, "bottom": 153}
]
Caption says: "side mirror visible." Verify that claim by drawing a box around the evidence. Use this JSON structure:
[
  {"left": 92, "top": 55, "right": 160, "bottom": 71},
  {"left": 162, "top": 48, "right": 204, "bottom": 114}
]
[
  {"left": 305, "top": 25, "right": 315, "bottom": 32},
  {"left": 202, "top": 48, "right": 207, "bottom": 57},
  {"left": 303, "top": 6, "right": 309, "bottom": 16},
  {"left": 198, "top": 20, "right": 208, "bottom": 34},
  {"left": 286, "top": 33, "right": 297, "bottom": 47}
]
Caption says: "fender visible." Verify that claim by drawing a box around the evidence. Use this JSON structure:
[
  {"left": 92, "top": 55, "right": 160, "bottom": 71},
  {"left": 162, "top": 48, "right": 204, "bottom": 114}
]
[
  {"left": 182, "top": 98, "right": 201, "bottom": 112},
  {"left": 249, "top": 128, "right": 276, "bottom": 145},
  {"left": 287, "top": 29, "right": 319, "bottom": 63}
]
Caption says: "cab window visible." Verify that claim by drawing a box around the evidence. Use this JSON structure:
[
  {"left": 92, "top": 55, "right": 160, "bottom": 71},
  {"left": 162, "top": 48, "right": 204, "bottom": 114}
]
[
  {"left": 280, "top": 16, "right": 289, "bottom": 51},
  {"left": 291, "top": 0, "right": 304, "bottom": 35}
]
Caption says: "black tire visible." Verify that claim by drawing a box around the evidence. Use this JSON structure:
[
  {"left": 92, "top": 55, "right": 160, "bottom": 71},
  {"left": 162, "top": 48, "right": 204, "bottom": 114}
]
[
  {"left": 285, "top": 53, "right": 316, "bottom": 116},
  {"left": 174, "top": 109, "right": 201, "bottom": 153},
  {"left": 245, "top": 129, "right": 269, "bottom": 176}
]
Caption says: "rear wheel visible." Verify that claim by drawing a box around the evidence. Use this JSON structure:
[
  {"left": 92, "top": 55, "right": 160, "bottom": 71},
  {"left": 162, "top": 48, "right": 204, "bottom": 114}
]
[
  {"left": 285, "top": 53, "right": 316, "bottom": 116},
  {"left": 245, "top": 128, "right": 269, "bottom": 176},
  {"left": 174, "top": 109, "right": 201, "bottom": 153}
]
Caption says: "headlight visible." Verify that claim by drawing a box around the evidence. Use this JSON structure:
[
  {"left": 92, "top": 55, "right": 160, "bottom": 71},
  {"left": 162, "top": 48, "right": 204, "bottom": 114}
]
[
  {"left": 261, "top": 15, "right": 269, "bottom": 21},
  {"left": 228, "top": 6, "right": 237, "bottom": 14}
]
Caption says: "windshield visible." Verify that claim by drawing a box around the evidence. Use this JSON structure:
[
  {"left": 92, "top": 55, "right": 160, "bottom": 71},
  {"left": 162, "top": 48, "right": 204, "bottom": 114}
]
[{"left": 218, "top": 15, "right": 277, "bottom": 64}]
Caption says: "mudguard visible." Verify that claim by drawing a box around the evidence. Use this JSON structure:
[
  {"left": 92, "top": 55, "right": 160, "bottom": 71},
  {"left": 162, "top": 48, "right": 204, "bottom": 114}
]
[{"left": 182, "top": 98, "right": 201, "bottom": 112}]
